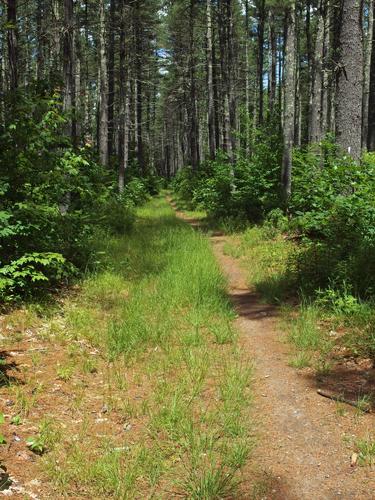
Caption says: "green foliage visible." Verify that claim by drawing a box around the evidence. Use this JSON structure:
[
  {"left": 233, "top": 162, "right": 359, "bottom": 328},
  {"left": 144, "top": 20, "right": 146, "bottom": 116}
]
[
  {"left": 290, "top": 148, "right": 375, "bottom": 299},
  {"left": 173, "top": 129, "right": 282, "bottom": 222},
  {"left": 0, "top": 91, "right": 157, "bottom": 302}
]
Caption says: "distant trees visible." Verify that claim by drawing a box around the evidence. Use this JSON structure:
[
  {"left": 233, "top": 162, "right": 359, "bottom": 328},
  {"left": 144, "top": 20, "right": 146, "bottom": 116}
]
[{"left": 0, "top": 0, "right": 373, "bottom": 192}]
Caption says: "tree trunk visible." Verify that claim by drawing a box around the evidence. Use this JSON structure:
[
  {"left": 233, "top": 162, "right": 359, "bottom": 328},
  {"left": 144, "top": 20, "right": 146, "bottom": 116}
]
[
  {"left": 119, "top": 0, "right": 129, "bottom": 192},
  {"left": 335, "top": 0, "right": 363, "bottom": 161},
  {"left": 245, "top": 0, "right": 250, "bottom": 153},
  {"left": 268, "top": 9, "right": 277, "bottom": 119},
  {"left": 207, "top": 0, "right": 216, "bottom": 159},
  {"left": 226, "top": 0, "right": 236, "bottom": 158},
  {"left": 7, "top": 0, "right": 18, "bottom": 91},
  {"left": 36, "top": 0, "right": 44, "bottom": 82},
  {"left": 108, "top": 0, "right": 116, "bottom": 159},
  {"left": 368, "top": 2, "right": 375, "bottom": 149},
  {"left": 310, "top": 4, "right": 325, "bottom": 143},
  {"left": 364, "top": 1, "right": 374, "bottom": 149},
  {"left": 257, "top": 0, "right": 265, "bottom": 125},
  {"left": 63, "top": 0, "right": 75, "bottom": 140},
  {"left": 306, "top": 0, "right": 313, "bottom": 141},
  {"left": 51, "top": 0, "right": 61, "bottom": 81},
  {"left": 189, "top": 0, "right": 200, "bottom": 169},
  {"left": 281, "top": 3, "right": 296, "bottom": 201},
  {"left": 135, "top": 0, "right": 144, "bottom": 173},
  {"left": 99, "top": 0, "right": 109, "bottom": 166}
]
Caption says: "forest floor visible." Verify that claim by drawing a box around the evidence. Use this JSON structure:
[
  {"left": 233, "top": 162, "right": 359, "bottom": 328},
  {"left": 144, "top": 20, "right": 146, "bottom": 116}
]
[
  {"left": 0, "top": 196, "right": 374, "bottom": 499},
  {"left": 170, "top": 199, "right": 375, "bottom": 500}
]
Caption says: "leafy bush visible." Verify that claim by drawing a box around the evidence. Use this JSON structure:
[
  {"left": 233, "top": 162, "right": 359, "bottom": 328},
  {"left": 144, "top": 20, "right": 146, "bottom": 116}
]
[
  {"left": 173, "top": 129, "right": 282, "bottom": 221},
  {"left": 0, "top": 91, "right": 146, "bottom": 303}
]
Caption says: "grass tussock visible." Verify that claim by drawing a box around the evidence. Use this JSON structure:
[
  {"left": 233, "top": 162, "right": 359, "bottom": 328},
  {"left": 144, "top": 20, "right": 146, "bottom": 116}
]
[{"left": 38, "top": 197, "right": 254, "bottom": 498}]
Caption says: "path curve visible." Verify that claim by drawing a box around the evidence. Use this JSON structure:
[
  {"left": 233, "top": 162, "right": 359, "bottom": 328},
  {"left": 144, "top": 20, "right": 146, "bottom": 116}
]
[{"left": 171, "top": 202, "right": 374, "bottom": 500}]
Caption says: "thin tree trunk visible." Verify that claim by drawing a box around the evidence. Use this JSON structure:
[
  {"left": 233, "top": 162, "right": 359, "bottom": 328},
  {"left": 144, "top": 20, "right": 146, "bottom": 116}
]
[
  {"left": 207, "top": 0, "right": 216, "bottom": 159},
  {"left": 51, "top": 0, "right": 61, "bottom": 81},
  {"left": 189, "top": 0, "right": 199, "bottom": 169},
  {"left": 335, "top": 0, "right": 363, "bottom": 161},
  {"left": 36, "top": 0, "right": 44, "bottom": 82},
  {"left": 108, "top": 0, "right": 116, "bottom": 159},
  {"left": 227, "top": 0, "right": 236, "bottom": 157},
  {"left": 368, "top": 2, "right": 375, "bottom": 149},
  {"left": 245, "top": 0, "right": 250, "bottom": 153},
  {"left": 212, "top": 26, "right": 221, "bottom": 150},
  {"left": 257, "top": 0, "right": 265, "bottom": 125},
  {"left": 7, "top": 0, "right": 18, "bottom": 91},
  {"left": 281, "top": 3, "right": 296, "bottom": 201},
  {"left": 306, "top": 0, "right": 313, "bottom": 140},
  {"left": 99, "top": 0, "right": 109, "bottom": 166},
  {"left": 363, "top": 0, "right": 374, "bottom": 149},
  {"left": 63, "top": 0, "right": 75, "bottom": 140},
  {"left": 135, "top": 0, "right": 144, "bottom": 172},
  {"left": 269, "top": 9, "right": 277, "bottom": 119},
  {"left": 310, "top": 4, "right": 325, "bottom": 143}
]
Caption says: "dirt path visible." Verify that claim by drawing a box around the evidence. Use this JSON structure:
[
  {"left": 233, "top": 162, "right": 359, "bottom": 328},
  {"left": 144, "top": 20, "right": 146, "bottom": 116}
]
[{"left": 171, "top": 203, "right": 374, "bottom": 500}]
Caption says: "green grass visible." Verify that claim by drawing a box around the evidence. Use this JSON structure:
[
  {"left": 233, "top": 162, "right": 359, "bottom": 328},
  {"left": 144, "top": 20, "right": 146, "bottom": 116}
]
[
  {"left": 356, "top": 436, "right": 375, "bottom": 465},
  {"left": 226, "top": 226, "right": 375, "bottom": 372},
  {"left": 225, "top": 226, "right": 294, "bottom": 304},
  {"left": 43, "top": 197, "right": 254, "bottom": 498}
]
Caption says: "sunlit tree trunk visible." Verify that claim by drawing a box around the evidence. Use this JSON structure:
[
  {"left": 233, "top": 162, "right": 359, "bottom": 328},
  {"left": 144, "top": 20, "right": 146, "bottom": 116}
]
[
  {"left": 108, "top": 0, "right": 116, "bottom": 159},
  {"left": 99, "top": 0, "right": 109, "bottom": 166},
  {"left": 207, "top": 0, "right": 216, "bottom": 159},
  {"left": 63, "top": 0, "right": 75, "bottom": 140},
  {"left": 368, "top": 2, "right": 375, "bottom": 149},
  {"left": 257, "top": 0, "right": 265, "bottom": 125},
  {"left": 268, "top": 9, "right": 277, "bottom": 119},
  {"left": 310, "top": 4, "right": 324, "bottom": 143},
  {"left": 363, "top": 0, "right": 374, "bottom": 149},
  {"left": 281, "top": 2, "right": 296, "bottom": 201},
  {"left": 335, "top": 0, "right": 363, "bottom": 161}
]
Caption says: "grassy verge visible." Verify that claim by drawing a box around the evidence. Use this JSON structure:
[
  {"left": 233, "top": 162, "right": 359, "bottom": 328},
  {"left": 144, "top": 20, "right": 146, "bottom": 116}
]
[
  {"left": 0, "top": 197, "right": 254, "bottom": 498},
  {"left": 223, "top": 225, "right": 375, "bottom": 379}
]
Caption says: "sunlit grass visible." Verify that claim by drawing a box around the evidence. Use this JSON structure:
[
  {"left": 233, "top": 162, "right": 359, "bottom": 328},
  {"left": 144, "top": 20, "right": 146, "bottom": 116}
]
[{"left": 43, "top": 197, "right": 253, "bottom": 497}]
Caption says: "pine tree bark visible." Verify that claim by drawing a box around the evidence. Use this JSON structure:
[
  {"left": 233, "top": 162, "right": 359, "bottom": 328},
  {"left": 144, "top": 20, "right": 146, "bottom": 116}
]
[
  {"left": 36, "top": 0, "right": 44, "bottom": 82},
  {"left": 119, "top": 0, "right": 130, "bottom": 192},
  {"left": 99, "top": 0, "right": 109, "bottom": 166},
  {"left": 335, "top": 0, "right": 363, "bottom": 161},
  {"left": 310, "top": 4, "right": 325, "bottom": 143},
  {"left": 366, "top": 0, "right": 375, "bottom": 151},
  {"left": 108, "top": 0, "right": 116, "bottom": 159},
  {"left": 281, "top": 2, "right": 296, "bottom": 201},
  {"left": 7, "top": 0, "right": 18, "bottom": 91},
  {"left": 189, "top": 0, "right": 200, "bottom": 169},
  {"left": 63, "top": 0, "right": 75, "bottom": 140},
  {"left": 51, "top": 0, "right": 61, "bottom": 81},
  {"left": 207, "top": 0, "right": 216, "bottom": 159},
  {"left": 245, "top": 0, "right": 251, "bottom": 153},
  {"left": 362, "top": 2, "right": 373, "bottom": 149},
  {"left": 135, "top": 0, "right": 144, "bottom": 172},
  {"left": 257, "top": 0, "right": 265, "bottom": 125},
  {"left": 268, "top": 9, "right": 277, "bottom": 119}
]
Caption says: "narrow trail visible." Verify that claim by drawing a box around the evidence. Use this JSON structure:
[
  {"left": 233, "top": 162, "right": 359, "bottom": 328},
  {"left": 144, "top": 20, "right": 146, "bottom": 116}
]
[{"left": 170, "top": 201, "right": 375, "bottom": 500}]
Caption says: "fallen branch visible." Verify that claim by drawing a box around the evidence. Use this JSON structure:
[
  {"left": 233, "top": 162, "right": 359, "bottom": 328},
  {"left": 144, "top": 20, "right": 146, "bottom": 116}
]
[{"left": 317, "top": 389, "right": 372, "bottom": 413}]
